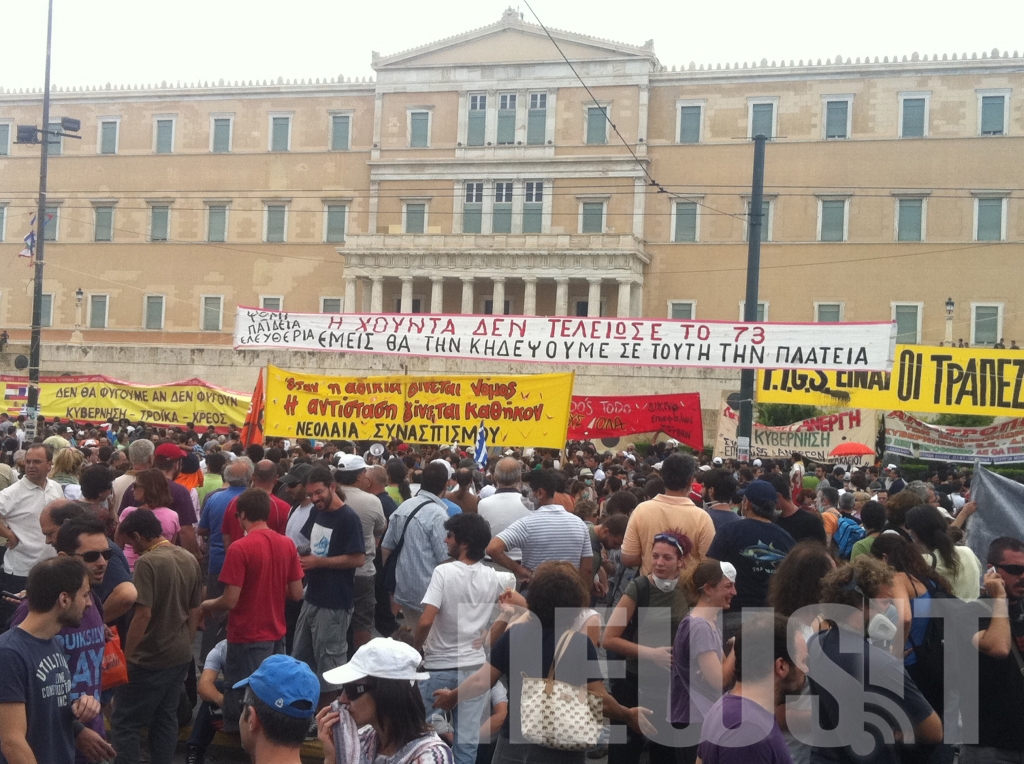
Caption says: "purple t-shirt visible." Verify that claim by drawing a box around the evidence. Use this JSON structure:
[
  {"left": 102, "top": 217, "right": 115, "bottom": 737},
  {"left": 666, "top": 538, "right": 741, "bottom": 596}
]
[
  {"left": 118, "top": 475, "right": 198, "bottom": 526},
  {"left": 671, "top": 614, "right": 725, "bottom": 724},
  {"left": 698, "top": 694, "right": 792, "bottom": 764}
]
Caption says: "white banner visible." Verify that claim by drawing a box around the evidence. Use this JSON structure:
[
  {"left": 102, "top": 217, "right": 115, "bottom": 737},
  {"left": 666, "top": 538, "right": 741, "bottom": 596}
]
[
  {"left": 233, "top": 307, "right": 895, "bottom": 372},
  {"left": 884, "top": 410, "right": 1024, "bottom": 464}
]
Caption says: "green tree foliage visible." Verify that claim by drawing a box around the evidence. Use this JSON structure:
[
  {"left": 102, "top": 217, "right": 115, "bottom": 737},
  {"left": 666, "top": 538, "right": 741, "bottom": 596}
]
[
  {"left": 755, "top": 403, "right": 821, "bottom": 427},
  {"left": 932, "top": 413, "right": 995, "bottom": 427}
]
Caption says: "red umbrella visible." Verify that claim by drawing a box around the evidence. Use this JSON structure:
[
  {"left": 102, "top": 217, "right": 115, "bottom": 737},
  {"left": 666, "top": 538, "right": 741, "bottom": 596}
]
[{"left": 829, "top": 442, "right": 875, "bottom": 457}]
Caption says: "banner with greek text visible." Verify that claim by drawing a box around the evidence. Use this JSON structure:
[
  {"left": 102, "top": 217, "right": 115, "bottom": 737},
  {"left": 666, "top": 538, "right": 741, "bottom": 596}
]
[
  {"left": 884, "top": 410, "right": 1024, "bottom": 464},
  {"left": 0, "top": 375, "right": 250, "bottom": 429},
  {"left": 233, "top": 307, "right": 895, "bottom": 372},
  {"left": 758, "top": 344, "right": 1024, "bottom": 416},
  {"left": 263, "top": 367, "right": 574, "bottom": 448},
  {"left": 715, "top": 400, "right": 879, "bottom": 464},
  {"left": 568, "top": 393, "right": 703, "bottom": 450}
]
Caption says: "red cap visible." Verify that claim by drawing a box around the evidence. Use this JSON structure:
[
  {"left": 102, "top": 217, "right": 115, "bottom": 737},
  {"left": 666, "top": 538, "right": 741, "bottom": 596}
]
[
  {"left": 396, "top": 443, "right": 410, "bottom": 453},
  {"left": 154, "top": 443, "right": 188, "bottom": 460}
]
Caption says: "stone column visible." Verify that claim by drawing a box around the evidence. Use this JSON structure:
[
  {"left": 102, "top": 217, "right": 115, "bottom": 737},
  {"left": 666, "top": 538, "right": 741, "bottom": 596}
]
[
  {"left": 491, "top": 277, "right": 506, "bottom": 315},
  {"left": 430, "top": 277, "right": 445, "bottom": 314},
  {"left": 461, "top": 277, "right": 475, "bottom": 314},
  {"left": 400, "top": 276, "right": 414, "bottom": 314},
  {"left": 554, "top": 277, "right": 569, "bottom": 317},
  {"left": 522, "top": 277, "right": 537, "bottom": 316},
  {"left": 370, "top": 276, "right": 383, "bottom": 313},
  {"left": 617, "top": 278, "right": 632, "bottom": 318},
  {"left": 587, "top": 277, "right": 602, "bottom": 317},
  {"left": 344, "top": 278, "right": 357, "bottom": 313}
]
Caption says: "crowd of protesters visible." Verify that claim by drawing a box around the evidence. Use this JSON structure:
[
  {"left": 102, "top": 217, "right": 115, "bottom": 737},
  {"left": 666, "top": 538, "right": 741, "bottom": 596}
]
[{"left": 0, "top": 412, "right": 1019, "bottom": 764}]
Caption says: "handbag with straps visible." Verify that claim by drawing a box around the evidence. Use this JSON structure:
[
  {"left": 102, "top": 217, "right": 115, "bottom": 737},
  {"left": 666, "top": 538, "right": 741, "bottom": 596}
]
[
  {"left": 519, "top": 630, "right": 604, "bottom": 751},
  {"left": 382, "top": 499, "right": 433, "bottom": 594}
]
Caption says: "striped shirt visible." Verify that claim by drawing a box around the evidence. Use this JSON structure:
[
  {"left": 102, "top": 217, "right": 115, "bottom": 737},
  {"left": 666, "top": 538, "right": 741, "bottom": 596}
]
[{"left": 496, "top": 504, "right": 592, "bottom": 571}]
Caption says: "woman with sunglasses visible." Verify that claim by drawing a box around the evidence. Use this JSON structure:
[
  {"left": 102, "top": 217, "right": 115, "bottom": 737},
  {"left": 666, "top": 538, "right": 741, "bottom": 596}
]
[
  {"left": 317, "top": 637, "right": 453, "bottom": 764},
  {"left": 118, "top": 468, "right": 180, "bottom": 570},
  {"left": 601, "top": 530, "right": 693, "bottom": 764}
]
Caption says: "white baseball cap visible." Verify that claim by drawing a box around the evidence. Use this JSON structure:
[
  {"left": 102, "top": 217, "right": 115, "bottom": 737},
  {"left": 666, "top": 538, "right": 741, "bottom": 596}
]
[
  {"left": 712, "top": 457, "right": 723, "bottom": 466},
  {"left": 336, "top": 454, "right": 368, "bottom": 472},
  {"left": 753, "top": 459, "right": 762, "bottom": 467},
  {"left": 323, "top": 638, "right": 430, "bottom": 686},
  {"left": 887, "top": 464, "right": 898, "bottom": 471}
]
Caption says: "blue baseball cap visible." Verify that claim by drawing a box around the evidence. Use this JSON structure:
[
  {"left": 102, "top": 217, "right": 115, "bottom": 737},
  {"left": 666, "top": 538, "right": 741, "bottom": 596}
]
[
  {"left": 738, "top": 479, "right": 778, "bottom": 508},
  {"left": 233, "top": 654, "right": 319, "bottom": 719}
]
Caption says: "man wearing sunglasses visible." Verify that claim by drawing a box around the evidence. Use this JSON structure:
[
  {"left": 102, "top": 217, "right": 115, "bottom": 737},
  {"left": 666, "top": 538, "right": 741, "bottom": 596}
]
[{"left": 10, "top": 515, "right": 118, "bottom": 764}]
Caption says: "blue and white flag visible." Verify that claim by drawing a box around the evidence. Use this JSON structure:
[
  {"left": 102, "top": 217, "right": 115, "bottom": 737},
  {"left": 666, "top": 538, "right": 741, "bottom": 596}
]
[
  {"left": 19, "top": 215, "right": 36, "bottom": 258},
  {"left": 474, "top": 421, "right": 488, "bottom": 469}
]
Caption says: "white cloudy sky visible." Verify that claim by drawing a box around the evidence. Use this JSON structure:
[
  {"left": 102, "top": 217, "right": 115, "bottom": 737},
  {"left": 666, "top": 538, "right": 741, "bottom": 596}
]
[{"left": 3, "top": 0, "right": 1024, "bottom": 89}]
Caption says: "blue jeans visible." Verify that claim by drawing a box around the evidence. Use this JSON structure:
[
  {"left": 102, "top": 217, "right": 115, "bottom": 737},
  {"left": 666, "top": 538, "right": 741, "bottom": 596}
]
[{"left": 419, "top": 667, "right": 487, "bottom": 764}]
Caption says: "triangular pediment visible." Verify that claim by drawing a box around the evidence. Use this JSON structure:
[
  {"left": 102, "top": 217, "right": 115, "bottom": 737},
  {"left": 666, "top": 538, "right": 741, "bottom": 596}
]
[{"left": 373, "top": 10, "right": 655, "bottom": 69}]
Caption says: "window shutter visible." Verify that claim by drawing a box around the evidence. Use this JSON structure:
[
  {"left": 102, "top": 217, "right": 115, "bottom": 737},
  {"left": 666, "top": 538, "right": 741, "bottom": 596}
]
[
  {"left": 671, "top": 302, "right": 693, "bottom": 320},
  {"left": 406, "top": 204, "right": 425, "bottom": 234},
  {"left": 145, "top": 296, "right": 164, "bottom": 330},
  {"left": 322, "top": 298, "right": 342, "bottom": 314},
  {"left": 89, "top": 295, "right": 107, "bottom": 329},
  {"left": 332, "top": 115, "right": 350, "bottom": 150},
  {"left": 679, "top": 106, "right": 701, "bottom": 143},
  {"left": 902, "top": 99, "right": 925, "bottom": 137},
  {"left": 751, "top": 103, "right": 773, "bottom": 138},
  {"left": 897, "top": 199, "right": 923, "bottom": 241},
  {"left": 825, "top": 101, "right": 848, "bottom": 138},
  {"left": 817, "top": 304, "right": 842, "bottom": 323},
  {"left": 497, "top": 109, "right": 515, "bottom": 145},
  {"left": 43, "top": 207, "right": 57, "bottom": 241},
  {"left": 674, "top": 202, "right": 697, "bottom": 242},
  {"left": 213, "top": 119, "right": 231, "bottom": 153},
  {"left": 40, "top": 294, "right": 53, "bottom": 327},
  {"left": 527, "top": 107, "right": 546, "bottom": 145},
  {"left": 326, "top": 205, "right": 346, "bottom": 242},
  {"left": 266, "top": 206, "right": 286, "bottom": 242},
  {"left": 151, "top": 206, "right": 169, "bottom": 241},
  {"left": 410, "top": 112, "right": 429, "bottom": 147},
  {"left": 271, "top": 117, "right": 290, "bottom": 151},
  {"left": 586, "top": 107, "right": 607, "bottom": 144},
  {"left": 820, "top": 200, "right": 846, "bottom": 241},
  {"left": 981, "top": 96, "right": 1005, "bottom": 135},
  {"left": 468, "top": 96, "right": 486, "bottom": 146},
  {"left": 894, "top": 306, "right": 919, "bottom": 344},
  {"left": 977, "top": 198, "right": 1003, "bottom": 240},
  {"left": 100, "top": 122, "right": 117, "bottom": 154},
  {"left": 523, "top": 204, "right": 543, "bottom": 233},
  {"left": 581, "top": 202, "right": 604, "bottom": 233},
  {"left": 156, "top": 120, "right": 173, "bottom": 153},
  {"left": 94, "top": 207, "right": 113, "bottom": 242},
  {"left": 0, "top": 124, "right": 10, "bottom": 155},
  {"left": 203, "top": 297, "right": 222, "bottom": 331},
  {"left": 208, "top": 206, "right": 227, "bottom": 242},
  {"left": 974, "top": 306, "right": 999, "bottom": 345}
]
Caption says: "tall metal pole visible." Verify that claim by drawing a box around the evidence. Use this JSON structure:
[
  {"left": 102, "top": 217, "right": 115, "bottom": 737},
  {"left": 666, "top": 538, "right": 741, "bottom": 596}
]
[
  {"left": 737, "top": 133, "right": 767, "bottom": 459},
  {"left": 27, "top": 0, "right": 54, "bottom": 441}
]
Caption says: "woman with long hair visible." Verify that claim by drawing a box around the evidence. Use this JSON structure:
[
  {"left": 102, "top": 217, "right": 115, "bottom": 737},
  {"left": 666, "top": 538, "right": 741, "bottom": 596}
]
[
  {"left": 386, "top": 459, "right": 412, "bottom": 503},
  {"left": 905, "top": 504, "right": 982, "bottom": 601},
  {"left": 317, "top": 638, "right": 452, "bottom": 764},
  {"left": 433, "top": 563, "right": 649, "bottom": 764},
  {"left": 669, "top": 560, "right": 737, "bottom": 764},
  {"left": 602, "top": 531, "right": 692, "bottom": 764},
  {"left": 118, "top": 468, "right": 180, "bottom": 570}
]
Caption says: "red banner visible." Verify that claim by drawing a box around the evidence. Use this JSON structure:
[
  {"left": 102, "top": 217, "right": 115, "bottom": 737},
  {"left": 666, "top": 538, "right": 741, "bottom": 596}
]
[{"left": 568, "top": 393, "right": 703, "bottom": 449}]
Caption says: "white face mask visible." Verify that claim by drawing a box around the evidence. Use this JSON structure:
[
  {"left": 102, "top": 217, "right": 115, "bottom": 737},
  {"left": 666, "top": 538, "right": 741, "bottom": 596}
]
[
  {"left": 867, "top": 612, "right": 898, "bottom": 642},
  {"left": 651, "top": 575, "right": 679, "bottom": 593}
]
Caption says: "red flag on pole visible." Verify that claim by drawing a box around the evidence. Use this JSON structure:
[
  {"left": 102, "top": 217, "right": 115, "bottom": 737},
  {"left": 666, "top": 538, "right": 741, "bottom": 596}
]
[{"left": 241, "top": 369, "right": 265, "bottom": 447}]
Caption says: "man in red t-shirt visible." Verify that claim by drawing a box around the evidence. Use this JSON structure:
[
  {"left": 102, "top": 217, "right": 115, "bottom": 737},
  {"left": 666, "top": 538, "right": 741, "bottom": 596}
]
[
  {"left": 221, "top": 459, "right": 289, "bottom": 548},
  {"left": 200, "top": 488, "right": 304, "bottom": 732}
]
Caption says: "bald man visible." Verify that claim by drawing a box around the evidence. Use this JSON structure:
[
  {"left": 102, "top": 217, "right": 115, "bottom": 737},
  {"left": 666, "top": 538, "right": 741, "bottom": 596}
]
[{"left": 221, "top": 460, "right": 290, "bottom": 547}]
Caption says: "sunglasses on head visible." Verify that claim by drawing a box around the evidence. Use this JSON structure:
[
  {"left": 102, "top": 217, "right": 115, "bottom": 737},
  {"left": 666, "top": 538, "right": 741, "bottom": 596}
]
[
  {"left": 997, "top": 563, "right": 1024, "bottom": 576},
  {"left": 341, "top": 681, "right": 373, "bottom": 701},
  {"left": 77, "top": 549, "right": 113, "bottom": 563}
]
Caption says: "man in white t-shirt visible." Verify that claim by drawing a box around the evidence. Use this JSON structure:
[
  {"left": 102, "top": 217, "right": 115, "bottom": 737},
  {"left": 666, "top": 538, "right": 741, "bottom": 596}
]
[
  {"left": 415, "top": 513, "right": 506, "bottom": 764},
  {"left": 477, "top": 458, "right": 529, "bottom": 569}
]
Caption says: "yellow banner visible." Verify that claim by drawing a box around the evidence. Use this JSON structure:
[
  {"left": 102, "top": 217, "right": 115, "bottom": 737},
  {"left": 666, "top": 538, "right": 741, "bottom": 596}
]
[
  {"left": 757, "top": 345, "right": 1024, "bottom": 416},
  {"left": 0, "top": 374, "right": 250, "bottom": 429},
  {"left": 264, "top": 367, "right": 574, "bottom": 448}
]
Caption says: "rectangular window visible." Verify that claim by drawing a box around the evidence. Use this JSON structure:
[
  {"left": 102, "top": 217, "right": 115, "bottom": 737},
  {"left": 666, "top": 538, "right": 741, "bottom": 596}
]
[
  {"left": 0, "top": 205, "right": 5, "bottom": 241},
  {"left": 679, "top": 105, "right": 701, "bottom": 143},
  {"left": 208, "top": 205, "right": 227, "bottom": 242},
  {"left": 586, "top": 107, "right": 607, "bottom": 145},
  {"left": 976, "top": 198, "right": 1005, "bottom": 241},
  {"left": 265, "top": 205, "right": 287, "bottom": 242},
  {"left": 745, "top": 200, "right": 770, "bottom": 242},
  {"left": 395, "top": 297, "right": 425, "bottom": 313},
  {"left": 89, "top": 294, "right": 108, "bottom": 329},
  {"left": 669, "top": 301, "right": 694, "bottom": 320},
  {"left": 468, "top": 94, "right": 486, "bottom": 146},
  {"left": 325, "top": 205, "right": 346, "bottom": 242},
  {"left": 674, "top": 202, "right": 698, "bottom": 242},
  {"left": 155, "top": 119, "right": 174, "bottom": 153},
  {"left": 43, "top": 206, "right": 58, "bottom": 241},
  {"left": 100, "top": 120, "right": 118, "bottom": 154},
  {"left": 816, "top": 303, "right": 843, "bottom": 323},
  {"left": 405, "top": 203, "right": 426, "bottom": 234},
  {"left": 581, "top": 201, "right": 604, "bottom": 234},
  {"left": 750, "top": 102, "right": 774, "bottom": 139},
  {"left": 40, "top": 293, "right": 53, "bottom": 328},
  {"left": 901, "top": 98, "right": 926, "bottom": 138},
  {"left": 212, "top": 118, "right": 232, "bottom": 153},
  {"left": 973, "top": 305, "right": 1001, "bottom": 345},
  {"left": 981, "top": 95, "right": 1006, "bottom": 135},
  {"left": 145, "top": 295, "right": 164, "bottom": 330},
  {"left": 410, "top": 111, "right": 430, "bottom": 148},
  {"left": 47, "top": 122, "right": 62, "bottom": 155},
  {"left": 825, "top": 100, "right": 849, "bottom": 139},
  {"left": 202, "top": 296, "right": 223, "bottom": 331},
  {"left": 271, "top": 116, "right": 291, "bottom": 151},
  {"left": 894, "top": 304, "right": 920, "bottom": 344},
  {"left": 523, "top": 181, "right": 543, "bottom": 233},
  {"left": 94, "top": 206, "right": 113, "bottom": 242},
  {"left": 463, "top": 182, "right": 483, "bottom": 234},
  {"left": 150, "top": 206, "right": 169, "bottom": 242},
  {"left": 497, "top": 93, "right": 516, "bottom": 145},
  {"left": 897, "top": 198, "right": 923, "bottom": 241},
  {"left": 740, "top": 302, "right": 768, "bottom": 322},
  {"left": 331, "top": 114, "right": 350, "bottom": 150},
  {"left": 819, "top": 199, "right": 847, "bottom": 242},
  {"left": 261, "top": 296, "right": 282, "bottom": 311},
  {"left": 321, "top": 297, "right": 343, "bottom": 314},
  {"left": 528, "top": 92, "right": 546, "bottom": 145},
  {"left": 0, "top": 123, "right": 10, "bottom": 156},
  {"left": 493, "top": 182, "right": 514, "bottom": 234},
  {"left": 484, "top": 299, "right": 512, "bottom": 315}
]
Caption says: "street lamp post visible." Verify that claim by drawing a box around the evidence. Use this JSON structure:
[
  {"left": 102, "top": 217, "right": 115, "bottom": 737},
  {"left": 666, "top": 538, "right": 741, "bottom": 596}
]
[{"left": 945, "top": 297, "right": 955, "bottom": 345}]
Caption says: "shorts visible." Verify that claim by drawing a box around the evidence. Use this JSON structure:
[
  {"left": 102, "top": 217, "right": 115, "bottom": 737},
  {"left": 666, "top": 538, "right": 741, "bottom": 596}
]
[
  {"left": 352, "top": 575, "right": 376, "bottom": 634},
  {"left": 292, "top": 602, "right": 353, "bottom": 691}
]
